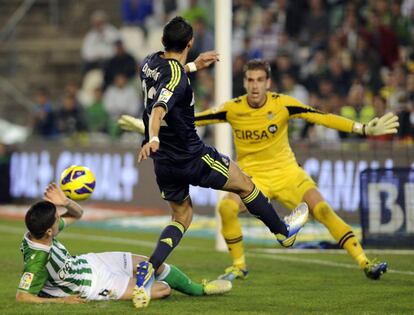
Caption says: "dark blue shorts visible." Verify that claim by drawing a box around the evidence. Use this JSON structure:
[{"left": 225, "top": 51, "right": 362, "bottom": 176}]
[{"left": 153, "top": 145, "right": 231, "bottom": 202}]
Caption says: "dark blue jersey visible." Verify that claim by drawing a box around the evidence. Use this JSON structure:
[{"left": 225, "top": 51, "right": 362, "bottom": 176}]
[{"left": 140, "top": 52, "right": 204, "bottom": 164}]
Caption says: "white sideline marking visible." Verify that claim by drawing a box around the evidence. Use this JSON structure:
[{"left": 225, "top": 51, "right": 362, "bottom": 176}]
[
  {"left": 248, "top": 252, "right": 414, "bottom": 276},
  {"left": 1, "top": 224, "right": 413, "bottom": 276}
]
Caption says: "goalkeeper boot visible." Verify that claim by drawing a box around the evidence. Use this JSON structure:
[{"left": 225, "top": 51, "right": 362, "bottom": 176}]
[
  {"left": 218, "top": 265, "right": 249, "bottom": 281},
  {"left": 364, "top": 260, "right": 388, "bottom": 280},
  {"left": 132, "top": 261, "right": 155, "bottom": 308},
  {"left": 202, "top": 279, "right": 232, "bottom": 295},
  {"left": 276, "top": 202, "right": 309, "bottom": 247}
]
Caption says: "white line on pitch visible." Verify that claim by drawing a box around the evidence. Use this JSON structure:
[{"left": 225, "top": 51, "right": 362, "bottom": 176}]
[
  {"left": 2, "top": 224, "right": 413, "bottom": 276},
  {"left": 0, "top": 224, "right": 203, "bottom": 252},
  {"left": 255, "top": 248, "right": 414, "bottom": 255},
  {"left": 248, "top": 252, "right": 414, "bottom": 276}
]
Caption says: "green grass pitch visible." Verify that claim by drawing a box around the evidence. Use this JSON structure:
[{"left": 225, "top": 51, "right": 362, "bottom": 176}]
[{"left": 1, "top": 218, "right": 413, "bottom": 315}]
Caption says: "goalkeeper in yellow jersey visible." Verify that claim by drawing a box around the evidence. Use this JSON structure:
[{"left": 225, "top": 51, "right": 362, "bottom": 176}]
[{"left": 118, "top": 59, "right": 398, "bottom": 281}]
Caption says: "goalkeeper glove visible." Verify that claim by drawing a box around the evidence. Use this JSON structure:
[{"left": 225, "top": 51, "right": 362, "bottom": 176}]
[
  {"left": 354, "top": 112, "right": 399, "bottom": 136},
  {"left": 117, "top": 115, "right": 145, "bottom": 135}
]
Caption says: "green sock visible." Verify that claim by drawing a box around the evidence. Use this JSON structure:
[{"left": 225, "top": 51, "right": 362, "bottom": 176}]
[{"left": 162, "top": 265, "right": 204, "bottom": 296}]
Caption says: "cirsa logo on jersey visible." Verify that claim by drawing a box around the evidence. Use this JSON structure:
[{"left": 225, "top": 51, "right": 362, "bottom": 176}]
[{"left": 268, "top": 124, "right": 278, "bottom": 134}]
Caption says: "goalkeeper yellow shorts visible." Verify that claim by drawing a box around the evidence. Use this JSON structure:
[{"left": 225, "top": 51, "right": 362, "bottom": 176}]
[{"left": 247, "top": 164, "right": 316, "bottom": 210}]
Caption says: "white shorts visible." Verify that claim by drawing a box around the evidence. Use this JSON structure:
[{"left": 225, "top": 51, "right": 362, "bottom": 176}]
[{"left": 79, "top": 252, "right": 133, "bottom": 301}]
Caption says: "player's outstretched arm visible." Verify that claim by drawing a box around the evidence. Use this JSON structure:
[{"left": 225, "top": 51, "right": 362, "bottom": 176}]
[
  {"left": 185, "top": 51, "right": 219, "bottom": 73},
  {"left": 352, "top": 112, "right": 399, "bottom": 136},
  {"left": 16, "top": 291, "right": 86, "bottom": 304},
  {"left": 43, "top": 183, "right": 84, "bottom": 227}
]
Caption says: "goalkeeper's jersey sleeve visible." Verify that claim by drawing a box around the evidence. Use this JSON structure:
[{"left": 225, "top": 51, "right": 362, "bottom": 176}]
[
  {"left": 282, "top": 94, "right": 354, "bottom": 132},
  {"left": 195, "top": 92, "right": 355, "bottom": 173},
  {"left": 195, "top": 101, "right": 230, "bottom": 126}
]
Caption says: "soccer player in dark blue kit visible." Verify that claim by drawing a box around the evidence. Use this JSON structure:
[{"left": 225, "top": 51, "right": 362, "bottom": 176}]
[{"left": 132, "top": 16, "right": 309, "bottom": 308}]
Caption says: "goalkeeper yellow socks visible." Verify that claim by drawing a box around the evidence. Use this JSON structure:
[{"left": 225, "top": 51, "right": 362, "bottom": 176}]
[
  {"left": 158, "top": 264, "right": 204, "bottom": 296},
  {"left": 312, "top": 201, "right": 369, "bottom": 269},
  {"left": 219, "top": 199, "right": 246, "bottom": 270}
]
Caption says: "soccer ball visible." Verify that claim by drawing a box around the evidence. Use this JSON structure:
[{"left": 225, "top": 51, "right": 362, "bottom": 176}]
[{"left": 59, "top": 165, "right": 96, "bottom": 201}]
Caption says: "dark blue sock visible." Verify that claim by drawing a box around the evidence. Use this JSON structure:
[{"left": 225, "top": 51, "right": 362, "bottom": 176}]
[
  {"left": 149, "top": 221, "right": 185, "bottom": 270},
  {"left": 241, "top": 186, "right": 288, "bottom": 236}
]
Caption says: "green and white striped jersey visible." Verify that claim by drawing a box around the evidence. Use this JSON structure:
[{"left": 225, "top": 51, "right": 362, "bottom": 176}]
[{"left": 17, "top": 218, "right": 93, "bottom": 297}]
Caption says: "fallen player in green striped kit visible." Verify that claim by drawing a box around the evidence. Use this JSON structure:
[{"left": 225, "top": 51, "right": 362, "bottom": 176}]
[{"left": 16, "top": 183, "right": 231, "bottom": 305}]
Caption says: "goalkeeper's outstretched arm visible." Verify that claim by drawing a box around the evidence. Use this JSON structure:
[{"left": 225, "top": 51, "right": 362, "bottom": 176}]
[
  {"left": 285, "top": 95, "right": 399, "bottom": 136},
  {"left": 299, "top": 110, "right": 400, "bottom": 136},
  {"left": 351, "top": 112, "right": 399, "bottom": 136},
  {"left": 118, "top": 115, "right": 145, "bottom": 134},
  {"left": 118, "top": 96, "right": 400, "bottom": 137},
  {"left": 118, "top": 111, "right": 400, "bottom": 138},
  {"left": 302, "top": 110, "right": 400, "bottom": 136}
]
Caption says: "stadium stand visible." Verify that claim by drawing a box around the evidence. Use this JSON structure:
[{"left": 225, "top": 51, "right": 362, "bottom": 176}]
[{"left": 0, "top": 0, "right": 412, "bottom": 142}]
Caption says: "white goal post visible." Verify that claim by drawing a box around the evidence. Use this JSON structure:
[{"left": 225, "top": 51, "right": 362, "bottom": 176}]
[{"left": 214, "top": 0, "right": 233, "bottom": 251}]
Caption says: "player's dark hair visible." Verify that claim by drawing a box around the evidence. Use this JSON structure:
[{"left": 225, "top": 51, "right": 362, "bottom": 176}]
[
  {"left": 162, "top": 16, "right": 193, "bottom": 52},
  {"left": 244, "top": 59, "right": 271, "bottom": 79},
  {"left": 25, "top": 201, "right": 57, "bottom": 239}
]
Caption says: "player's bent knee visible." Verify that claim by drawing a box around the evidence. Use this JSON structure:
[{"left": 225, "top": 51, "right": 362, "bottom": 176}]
[
  {"left": 312, "top": 201, "right": 335, "bottom": 222},
  {"left": 219, "top": 199, "right": 239, "bottom": 221},
  {"left": 173, "top": 212, "right": 192, "bottom": 229},
  {"left": 242, "top": 174, "right": 254, "bottom": 190},
  {"left": 171, "top": 200, "right": 193, "bottom": 229},
  {"left": 231, "top": 175, "right": 254, "bottom": 197},
  {"left": 151, "top": 281, "right": 171, "bottom": 300}
]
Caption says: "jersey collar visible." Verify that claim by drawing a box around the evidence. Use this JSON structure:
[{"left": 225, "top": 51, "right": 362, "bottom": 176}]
[
  {"left": 157, "top": 51, "right": 183, "bottom": 69},
  {"left": 24, "top": 232, "right": 51, "bottom": 252}
]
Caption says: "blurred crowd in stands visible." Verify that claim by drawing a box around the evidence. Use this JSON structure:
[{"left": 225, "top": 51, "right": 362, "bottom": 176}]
[{"left": 30, "top": 0, "right": 414, "bottom": 143}]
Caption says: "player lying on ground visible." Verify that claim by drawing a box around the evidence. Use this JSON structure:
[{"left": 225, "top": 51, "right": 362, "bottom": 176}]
[
  {"left": 16, "top": 183, "right": 231, "bottom": 305},
  {"left": 131, "top": 16, "right": 309, "bottom": 309},
  {"left": 118, "top": 59, "right": 398, "bottom": 281}
]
